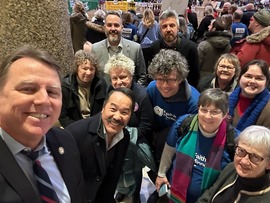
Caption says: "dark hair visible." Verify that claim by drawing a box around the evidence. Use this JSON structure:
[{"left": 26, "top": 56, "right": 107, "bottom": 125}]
[
  {"left": 198, "top": 88, "right": 229, "bottom": 115},
  {"left": 212, "top": 17, "right": 230, "bottom": 31},
  {"left": 122, "top": 12, "right": 133, "bottom": 24},
  {"left": 0, "top": 45, "right": 61, "bottom": 90},
  {"left": 239, "top": 60, "right": 269, "bottom": 84},
  {"left": 104, "top": 87, "right": 135, "bottom": 112}
]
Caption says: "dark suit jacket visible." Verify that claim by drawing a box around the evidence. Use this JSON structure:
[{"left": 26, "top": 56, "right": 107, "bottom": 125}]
[
  {"left": 65, "top": 113, "right": 130, "bottom": 203},
  {"left": 0, "top": 128, "right": 87, "bottom": 203}
]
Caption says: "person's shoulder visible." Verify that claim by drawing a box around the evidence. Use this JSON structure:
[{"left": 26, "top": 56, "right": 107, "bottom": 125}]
[
  {"left": 66, "top": 114, "right": 97, "bottom": 130},
  {"left": 146, "top": 80, "right": 157, "bottom": 91},
  {"left": 180, "top": 36, "right": 197, "bottom": 48},
  {"left": 122, "top": 37, "right": 140, "bottom": 47},
  {"left": 92, "top": 39, "right": 106, "bottom": 48},
  {"left": 133, "top": 82, "right": 147, "bottom": 94},
  {"left": 46, "top": 127, "right": 74, "bottom": 143}
]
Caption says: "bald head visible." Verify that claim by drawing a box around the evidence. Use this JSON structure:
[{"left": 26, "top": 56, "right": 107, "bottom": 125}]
[
  {"left": 245, "top": 3, "right": 254, "bottom": 11},
  {"left": 233, "top": 9, "right": 243, "bottom": 21}
]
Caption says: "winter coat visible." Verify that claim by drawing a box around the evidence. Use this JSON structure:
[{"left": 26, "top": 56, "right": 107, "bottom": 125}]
[
  {"left": 85, "top": 19, "right": 106, "bottom": 44},
  {"left": 197, "top": 30, "right": 232, "bottom": 76},
  {"left": 235, "top": 26, "right": 270, "bottom": 68},
  {"left": 197, "top": 163, "right": 270, "bottom": 203},
  {"left": 70, "top": 12, "right": 87, "bottom": 52},
  {"left": 59, "top": 74, "right": 107, "bottom": 127}
]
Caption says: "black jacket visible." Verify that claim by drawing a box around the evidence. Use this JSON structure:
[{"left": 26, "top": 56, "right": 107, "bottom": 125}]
[
  {"left": 148, "top": 36, "right": 200, "bottom": 88},
  {"left": 65, "top": 113, "right": 130, "bottom": 203},
  {"left": 0, "top": 128, "right": 87, "bottom": 203},
  {"left": 59, "top": 74, "right": 107, "bottom": 127}
]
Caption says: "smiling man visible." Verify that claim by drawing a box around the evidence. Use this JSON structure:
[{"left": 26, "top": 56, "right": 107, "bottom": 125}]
[
  {"left": 0, "top": 46, "right": 87, "bottom": 203},
  {"left": 146, "top": 49, "right": 200, "bottom": 202},
  {"left": 91, "top": 11, "right": 147, "bottom": 86},
  {"left": 65, "top": 87, "right": 134, "bottom": 203}
]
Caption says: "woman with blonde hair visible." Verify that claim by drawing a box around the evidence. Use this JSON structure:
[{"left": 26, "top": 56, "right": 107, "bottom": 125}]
[
  {"left": 137, "top": 8, "right": 159, "bottom": 67},
  {"left": 198, "top": 53, "right": 240, "bottom": 94}
]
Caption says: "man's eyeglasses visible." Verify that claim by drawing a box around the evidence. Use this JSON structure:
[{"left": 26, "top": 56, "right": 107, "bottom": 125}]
[
  {"left": 199, "top": 108, "right": 222, "bottom": 117},
  {"left": 218, "top": 64, "right": 235, "bottom": 71},
  {"left": 155, "top": 78, "right": 178, "bottom": 85},
  {"left": 235, "top": 146, "right": 268, "bottom": 165}
]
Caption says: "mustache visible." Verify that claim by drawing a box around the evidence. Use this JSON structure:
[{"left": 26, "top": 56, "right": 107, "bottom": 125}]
[
  {"left": 107, "top": 118, "right": 125, "bottom": 126},
  {"left": 109, "top": 30, "right": 118, "bottom": 34}
]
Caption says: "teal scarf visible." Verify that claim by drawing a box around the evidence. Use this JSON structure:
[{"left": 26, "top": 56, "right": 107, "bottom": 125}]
[{"left": 170, "top": 115, "right": 227, "bottom": 203}]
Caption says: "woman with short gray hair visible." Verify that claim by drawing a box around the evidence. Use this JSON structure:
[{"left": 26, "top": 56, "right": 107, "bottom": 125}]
[{"left": 198, "top": 125, "right": 270, "bottom": 202}]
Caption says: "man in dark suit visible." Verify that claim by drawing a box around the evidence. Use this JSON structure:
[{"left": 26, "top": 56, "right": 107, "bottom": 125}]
[
  {"left": 91, "top": 11, "right": 147, "bottom": 86},
  {"left": 0, "top": 46, "right": 87, "bottom": 203},
  {"left": 65, "top": 88, "right": 135, "bottom": 203}
]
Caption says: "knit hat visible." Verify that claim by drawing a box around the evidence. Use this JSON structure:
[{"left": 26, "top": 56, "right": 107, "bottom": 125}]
[{"left": 253, "top": 9, "right": 270, "bottom": 27}]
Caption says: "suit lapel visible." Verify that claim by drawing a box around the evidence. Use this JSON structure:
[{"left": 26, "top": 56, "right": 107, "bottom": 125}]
[
  {"left": 122, "top": 39, "right": 130, "bottom": 57},
  {"left": 0, "top": 138, "right": 41, "bottom": 203},
  {"left": 88, "top": 115, "right": 108, "bottom": 178},
  {"left": 92, "top": 138, "right": 107, "bottom": 177}
]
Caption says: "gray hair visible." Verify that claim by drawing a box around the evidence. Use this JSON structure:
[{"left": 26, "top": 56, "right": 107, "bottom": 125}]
[
  {"left": 159, "top": 9, "right": 179, "bottom": 27},
  {"left": 105, "top": 10, "right": 122, "bottom": 22},
  {"left": 74, "top": 50, "right": 99, "bottom": 75},
  {"left": 198, "top": 88, "right": 229, "bottom": 115},
  {"left": 204, "top": 6, "right": 214, "bottom": 15},
  {"left": 148, "top": 49, "right": 189, "bottom": 81},
  {"left": 104, "top": 53, "right": 135, "bottom": 75},
  {"left": 235, "top": 125, "right": 270, "bottom": 156}
]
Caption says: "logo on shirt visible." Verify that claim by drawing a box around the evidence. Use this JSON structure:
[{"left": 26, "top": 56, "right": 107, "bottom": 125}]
[{"left": 153, "top": 106, "right": 177, "bottom": 121}]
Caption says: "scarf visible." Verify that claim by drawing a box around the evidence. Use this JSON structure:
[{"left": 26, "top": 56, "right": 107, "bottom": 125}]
[
  {"left": 229, "top": 87, "right": 270, "bottom": 131},
  {"left": 170, "top": 115, "right": 227, "bottom": 203}
]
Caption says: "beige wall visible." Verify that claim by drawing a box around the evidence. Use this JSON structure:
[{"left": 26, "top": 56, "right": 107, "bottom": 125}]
[{"left": 0, "top": 0, "right": 74, "bottom": 75}]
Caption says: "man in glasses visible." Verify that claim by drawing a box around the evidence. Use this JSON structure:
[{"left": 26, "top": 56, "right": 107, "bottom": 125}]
[
  {"left": 198, "top": 125, "right": 270, "bottom": 202},
  {"left": 146, "top": 49, "right": 200, "bottom": 202}
]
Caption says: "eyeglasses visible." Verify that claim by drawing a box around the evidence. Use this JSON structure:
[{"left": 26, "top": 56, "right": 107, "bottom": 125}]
[
  {"left": 199, "top": 108, "right": 222, "bottom": 117},
  {"left": 218, "top": 64, "right": 235, "bottom": 71},
  {"left": 155, "top": 78, "right": 178, "bottom": 85},
  {"left": 235, "top": 146, "right": 268, "bottom": 165}
]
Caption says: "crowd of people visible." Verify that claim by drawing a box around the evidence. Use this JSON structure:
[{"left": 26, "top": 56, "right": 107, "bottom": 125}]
[{"left": 1, "top": 1, "right": 270, "bottom": 203}]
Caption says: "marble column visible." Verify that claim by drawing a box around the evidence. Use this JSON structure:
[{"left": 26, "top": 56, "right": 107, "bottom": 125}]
[{"left": 0, "top": 0, "right": 74, "bottom": 75}]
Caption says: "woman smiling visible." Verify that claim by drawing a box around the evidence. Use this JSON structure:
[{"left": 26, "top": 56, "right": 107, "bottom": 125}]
[
  {"left": 228, "top": 59, "right": 270, "bottom": 131},
  {"left": 197, "top": 125, "right": 270, "bottom": 203}
]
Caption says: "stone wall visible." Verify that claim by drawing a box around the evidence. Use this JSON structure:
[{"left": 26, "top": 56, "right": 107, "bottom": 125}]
[{"left": 0, "top": 0, "right": 74, "bottom": 75}]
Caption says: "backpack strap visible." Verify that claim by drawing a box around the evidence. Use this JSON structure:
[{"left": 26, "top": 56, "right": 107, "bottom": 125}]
[
  {"left": 225, "top": 123, "right": 236, "bottom": 160},
  {"left": 177, "top": 114, "right": 196, "bottom": 138}
]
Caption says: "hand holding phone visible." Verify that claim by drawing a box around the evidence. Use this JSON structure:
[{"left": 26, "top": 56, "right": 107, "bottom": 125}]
[{"left": 158, "top": 184, "right": 168, "bottom": 197}]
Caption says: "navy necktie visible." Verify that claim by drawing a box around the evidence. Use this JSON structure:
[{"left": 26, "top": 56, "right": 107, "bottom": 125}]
[{"left": 22, "top": 150, "right": 60, "bottom": 203}]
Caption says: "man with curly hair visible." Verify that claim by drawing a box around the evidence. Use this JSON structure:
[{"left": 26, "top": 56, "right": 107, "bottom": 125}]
[{"left": 146, "top": 49, "right": 200, "bottom": 202}]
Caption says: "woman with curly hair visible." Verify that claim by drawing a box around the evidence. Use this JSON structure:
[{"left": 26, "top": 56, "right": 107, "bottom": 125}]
[{"left": 59, "top": 50, "right": 107, "bottom": 127}]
